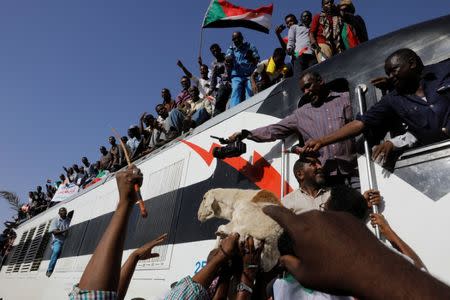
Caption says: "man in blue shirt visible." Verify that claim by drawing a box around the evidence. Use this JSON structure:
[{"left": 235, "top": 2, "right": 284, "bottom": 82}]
[
  {"left": 226, "top": 31, "right": 260, "bottom": 108},
  {"left": 302, "top": 48, "right": 450, "bottom": 154},
  {"left": 46, "top": 207, "right": 71, "bottom": 277}
]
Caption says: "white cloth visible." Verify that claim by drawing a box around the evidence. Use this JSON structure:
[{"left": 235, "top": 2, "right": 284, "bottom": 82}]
[
  {"left": 273, "top": 276, "right": 352, "bottom": 300},
  {"left": 282, "top": 188, "right": 330, "bottom": 214},
  {"left": 184, "top": 98, "right": 213, "bottom": 116},
  {"left": 191, "top": 75, "right": 212, "bottom": 98},
  {"left": 389, "top": 132, "right": 418, "bottom": 149}
]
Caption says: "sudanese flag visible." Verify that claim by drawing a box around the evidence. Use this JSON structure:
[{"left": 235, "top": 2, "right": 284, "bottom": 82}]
[
  {"left": 202, "top": 0, "right": 273, "bottom": 34},
  {"left": 341, "top": 23, "right": 360, "bottom": 49}
]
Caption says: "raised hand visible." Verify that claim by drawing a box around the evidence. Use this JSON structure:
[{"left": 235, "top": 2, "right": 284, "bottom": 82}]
[
  {"left": 116, "top": 165, "right": 143, "bottom": 206},
  {"left": 134, "top": 233, "right": 168, "bottom": 260}
]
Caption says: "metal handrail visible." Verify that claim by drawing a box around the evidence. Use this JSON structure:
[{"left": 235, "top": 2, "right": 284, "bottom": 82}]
[{"left": 356, "top": 84, "right": 381, "bottom": 240}]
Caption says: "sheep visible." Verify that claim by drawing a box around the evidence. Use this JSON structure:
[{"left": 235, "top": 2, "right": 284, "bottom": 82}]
[{"left": 198, "top": 188, "right": 283, "bottom": 272}]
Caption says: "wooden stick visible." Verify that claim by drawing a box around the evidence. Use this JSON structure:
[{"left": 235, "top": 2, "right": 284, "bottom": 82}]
[{"left": 112, "top": 128, "right": 148, "bottom": 218}]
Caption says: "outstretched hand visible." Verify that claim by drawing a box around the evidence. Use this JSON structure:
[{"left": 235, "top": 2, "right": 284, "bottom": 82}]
[
  {"left": 116, "top": 165, "right": 143, "bottom": 206},
  {"left": 302, "top": 139, "right": 323, "bottom": 153},
  {"left": 134, "top": 233, "right": 168, "bottom": 260},
  {"left": 263, "top": 206, "right": 392, "bottom": 296}
]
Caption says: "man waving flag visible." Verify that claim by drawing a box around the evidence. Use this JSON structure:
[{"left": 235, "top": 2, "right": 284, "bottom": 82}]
[{"left": 202, "top": 0, "right": 273, "bottom": 34}]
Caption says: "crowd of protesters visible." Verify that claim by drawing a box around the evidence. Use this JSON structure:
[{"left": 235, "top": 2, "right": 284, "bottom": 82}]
[{"left": 4, "top": 0, "right": 371, "bottom": 227}]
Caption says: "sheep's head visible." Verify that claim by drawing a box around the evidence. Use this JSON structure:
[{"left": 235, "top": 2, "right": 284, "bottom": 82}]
[{"left": 198, "top": 189, "right": 222, "bottom": 222}]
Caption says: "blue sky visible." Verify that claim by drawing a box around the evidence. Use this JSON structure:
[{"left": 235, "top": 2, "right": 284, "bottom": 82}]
[{"left": 0, "top": 0, "right": 447, "bottom": 229}]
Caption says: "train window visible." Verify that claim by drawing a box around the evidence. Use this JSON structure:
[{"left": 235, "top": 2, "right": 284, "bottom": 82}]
[{"left": 393, "top": 140, "right": 450, "bottom": 202}]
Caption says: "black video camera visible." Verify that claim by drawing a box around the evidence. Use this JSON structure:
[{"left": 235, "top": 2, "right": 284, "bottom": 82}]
[{"left": 211, "top": 135, "right": 247, "bottom": 159}]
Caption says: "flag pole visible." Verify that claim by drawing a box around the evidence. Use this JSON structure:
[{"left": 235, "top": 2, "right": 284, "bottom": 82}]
[
  {"left": 199, "top": 0, "right": 214, "bottom": 61},
  {"left": 199, "top": 28, "right": 204, "bottom": 60}
]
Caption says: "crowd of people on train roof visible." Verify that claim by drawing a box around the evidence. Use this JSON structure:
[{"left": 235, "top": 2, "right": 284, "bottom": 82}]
[
  {"left": 5, "top": 0, "right": 371, "bottom": 226},
  {"left": 2, "top": 0, "right": 450, "bottom": 298}
]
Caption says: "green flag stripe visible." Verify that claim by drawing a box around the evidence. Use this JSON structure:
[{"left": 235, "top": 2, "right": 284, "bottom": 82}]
[{"left": 203, "top": 0, "right": 226, "bottom": 26}]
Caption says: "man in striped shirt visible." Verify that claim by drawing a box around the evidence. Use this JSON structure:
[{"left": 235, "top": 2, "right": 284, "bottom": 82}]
[{"left": 229, "top": 71, "right": 358, "bottom": 187}]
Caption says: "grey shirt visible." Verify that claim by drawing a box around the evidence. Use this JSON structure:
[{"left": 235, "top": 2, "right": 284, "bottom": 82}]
[
  {"left": 49, "top": 217, "right": 70, "bottom": 244},
  {"left": 287, "top": 24, "right": 313, "bottom": 55}
]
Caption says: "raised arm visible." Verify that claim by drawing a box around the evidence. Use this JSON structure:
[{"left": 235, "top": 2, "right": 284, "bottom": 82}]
[
  {"left": 78, "top": 165, "right": 143, "bottom": 292},
  {"left": 370, "top": 213, "right": 426, "bottom": 270},
  {"left": 192, "top": 233, "right": 238, "bottom": 287},
  {"left": 139, "top": 112, "right": 147, "bottom": 136},
  {"left": 176, "top": 60, "right": 193, "bottom": 78},
  {"left": 275, "top": 25, "right": 287, "bottom": 51},
  {"left": 117, "top": 234, "right": 167, "bottom": 299}
]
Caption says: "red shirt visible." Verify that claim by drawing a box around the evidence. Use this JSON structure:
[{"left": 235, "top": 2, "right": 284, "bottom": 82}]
[{"left": 310, "top": 14, "right": 333, "bottom": 44}]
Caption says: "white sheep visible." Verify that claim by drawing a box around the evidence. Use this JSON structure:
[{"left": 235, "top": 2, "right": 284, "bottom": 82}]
[{"left": 198, "top": 188, "right": 283, "bottom": 272}]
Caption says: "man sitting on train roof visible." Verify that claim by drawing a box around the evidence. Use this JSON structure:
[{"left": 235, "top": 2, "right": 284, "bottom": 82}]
[
  {"left": 180, "top": 86, "right": 212, "bottom": 133},
  {"left": 250, "top": 48, "right": 292, "bottom": 95},
  {"left": 175, "top": 75, "right": 192, "bottom": 106},
  {"left": 155, "top": 103, "right": 184, "bottom": 140},
  {"left": 226, "top": 31, "right": 260, "bottom": 108},
  {"left": 228, "top": 71, "right": 359, "bottom": 187},
  {"left": 301, "top": 48, "right": 450, "bottom": 156}
]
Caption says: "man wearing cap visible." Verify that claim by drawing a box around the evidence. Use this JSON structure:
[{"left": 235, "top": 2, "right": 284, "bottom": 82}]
[
  {"left": 339, "top": 0, "right": 368, "bottom": 43},
  {"left": 228, "top": 71, "right": 358, "bottom": 186}
]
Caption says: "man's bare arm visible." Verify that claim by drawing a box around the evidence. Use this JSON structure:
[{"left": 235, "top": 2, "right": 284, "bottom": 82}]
[
  {"left": 117, "top": 234, "right": 167, "bottom": 299},
  {"left": 78, "top": 165, "right": 143, "bottom": 292},
  {"left": 177, "top": 60, "right": 193, "bottom": 78},
  {"left": 370, "top": 213, "right": 426, "bottom": 270}
]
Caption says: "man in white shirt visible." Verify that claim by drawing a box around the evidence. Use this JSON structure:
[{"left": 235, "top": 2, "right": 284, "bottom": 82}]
[{"left": 282, "top": 154, "right": 330, "bottom": 214}]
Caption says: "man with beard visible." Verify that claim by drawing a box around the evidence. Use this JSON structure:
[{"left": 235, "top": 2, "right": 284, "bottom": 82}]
[
  {"left": 282, "top": 154, "right": 329, "bottom": 214},
  {"left": 302, "top": 49, "right": 450, "bottom": 157},
  {"left": 228, "top": 71, "right": 358, "bottom": 186}
]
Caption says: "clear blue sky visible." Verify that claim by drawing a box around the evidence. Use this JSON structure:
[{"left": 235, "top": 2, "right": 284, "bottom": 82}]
[{"left": 0, "top": 0, "right": 447, "bottom": 229}]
